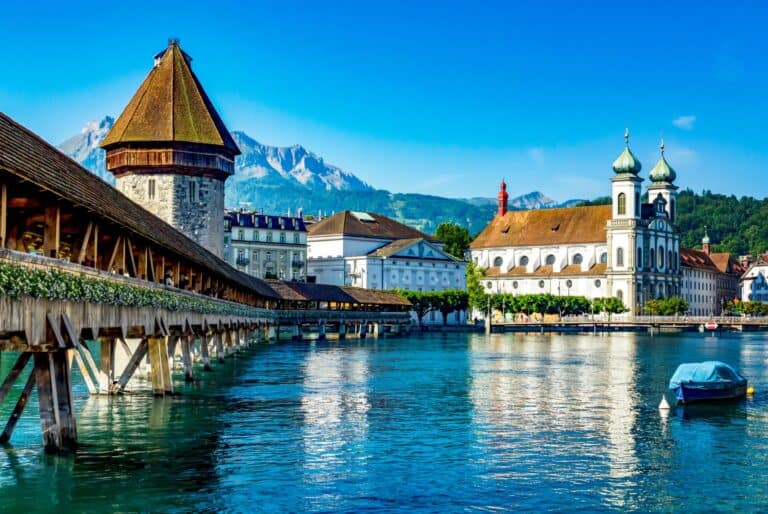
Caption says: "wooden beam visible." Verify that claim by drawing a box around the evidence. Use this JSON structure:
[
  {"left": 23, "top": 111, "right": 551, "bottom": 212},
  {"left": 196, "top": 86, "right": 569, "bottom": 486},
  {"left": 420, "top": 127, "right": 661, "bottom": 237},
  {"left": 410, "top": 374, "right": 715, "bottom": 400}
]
[
  {"left": 0, "top": 184, "right": 6, "bottom": 249},
  {"left": 147, "top": 247, "right": 156, "bottom": 282},
  {"left": 138, "top": 247, "right": 148, "bottom": 281},
  {"left": 43, "top": 206, "right": 60, "bottom": 258},
  {"left": 125, "top": 237, "right": 138, "bottom": 277},
  {"left": 107, "top": 235, "right": 123, "bottom": 273},
  {"left": 113, "top": 339, "right": 148, "bottom": 393},
  {"left": 0, "top": 368, "right": 37, "bottom": 444},
  {"left": 93, "top": 224, "right": 99, "bottom": 267},
  {"left": 76, "top": 222, "right": 93, "bottom": 264},
  {"left": 0, "top": 352, "right": 31, "bottom": 406}
]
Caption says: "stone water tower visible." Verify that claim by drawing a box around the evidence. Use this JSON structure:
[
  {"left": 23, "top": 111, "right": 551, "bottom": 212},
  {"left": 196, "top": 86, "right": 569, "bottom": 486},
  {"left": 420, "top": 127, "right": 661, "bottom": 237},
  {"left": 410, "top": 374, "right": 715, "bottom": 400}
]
[{"left": 101, "top": 39, "right": 239, "bottom": 258}]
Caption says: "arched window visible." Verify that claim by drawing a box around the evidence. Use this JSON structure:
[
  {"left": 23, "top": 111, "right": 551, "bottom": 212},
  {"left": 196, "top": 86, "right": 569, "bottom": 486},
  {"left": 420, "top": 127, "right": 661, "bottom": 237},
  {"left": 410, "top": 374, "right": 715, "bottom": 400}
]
[
  {"left": 658, "top": 245, "right": 665, "bottom": 268},
  {"left": 600, "top": 252, "right": 608, "bottom": 264},
  {"left": 637, "top": 248, "right": 643, "bottom": 268},
  {"left": 545, "top": 254, "right": 556, "bottom": 265},
  {"left": 493, "top": 256, "right": 503, "bottom": 267},
  {"left": 635, "top": 192, "right": 640, "bottom": 216},
  {"left": 616, "top": 247, "right": 624, "bottom": 267},
  {"left": 538, "top": 280, "right": 545, "bottom": 289},
  {"left": 572, "top": 253, "right": 583, "bottom": 265},
  {"left": 616, "top": 289, "right": 623, "bottom": 302},
  {"left": 668, "top": 250, "right": 673, "bottom": 271},
  {"left": 650, "top": 248, "right": 655, "bottom": 269},
  {"left": 520, "top": 256, "right": 529, "bottom": 266},
  {"left": 617, "top": 193, "right": 626, "bottom": 215}
]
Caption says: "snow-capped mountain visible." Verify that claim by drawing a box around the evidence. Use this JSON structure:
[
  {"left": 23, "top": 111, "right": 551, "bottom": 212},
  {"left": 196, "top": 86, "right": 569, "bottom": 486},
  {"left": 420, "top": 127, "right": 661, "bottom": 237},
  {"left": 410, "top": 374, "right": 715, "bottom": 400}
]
[
  {"left": 57, "top": 116, "right": 115, "bottom": 182},
  {"left": 231, "top": 131, "right": 371, "bottom": 191},
  {"left": 56, "top": 117, "right": 372, "bottom": 192}
]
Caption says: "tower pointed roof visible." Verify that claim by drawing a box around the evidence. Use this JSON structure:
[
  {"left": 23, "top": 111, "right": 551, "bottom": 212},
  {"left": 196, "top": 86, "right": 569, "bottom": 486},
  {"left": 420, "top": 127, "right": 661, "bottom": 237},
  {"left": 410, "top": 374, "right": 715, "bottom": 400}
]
[
  {"left": 101, "top": 40, "right": 240, "bottom": 155},
  {"left": 649, "top": 139, "right": 676, "bottom": 184}
]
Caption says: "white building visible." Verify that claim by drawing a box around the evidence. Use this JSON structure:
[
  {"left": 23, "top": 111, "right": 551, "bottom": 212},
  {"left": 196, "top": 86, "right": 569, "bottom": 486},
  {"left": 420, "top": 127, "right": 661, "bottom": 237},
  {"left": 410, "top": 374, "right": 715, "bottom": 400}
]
[
  {"left": 223, "top": 210, "right": 307, "bottom": 280},
  {"left": 470, "top": 133, "right": 682, "bottom": 315},
  {"left": 307, "top": 211, "right": 467, "bottom": 323},
  {"left": 741, "top": 260, "right": 768, "bottom": 303}
]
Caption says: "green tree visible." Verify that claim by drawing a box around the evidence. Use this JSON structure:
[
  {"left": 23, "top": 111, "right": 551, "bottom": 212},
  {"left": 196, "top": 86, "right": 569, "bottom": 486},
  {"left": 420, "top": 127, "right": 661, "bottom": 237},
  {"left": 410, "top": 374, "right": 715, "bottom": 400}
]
[
  {"left": 393, "top": 289, "right": 438, "bottom": 326},
  {"left": 643, "top": 299, "right": 662, "bottom": 315},
  {"left": 435, "top": 222, "right": 472, "bottom": 259},
  {"left": 465, "top": 262, "right": 487, "bottom": 311},
  {"left": 592, "top": 297, "right": 627, "bottom": 319},
  {"left": 434, "top": 289, "right": 470, "bottom": 325},
  {"left": 658, "top": 296, "right": 689, "bottom": 316}
]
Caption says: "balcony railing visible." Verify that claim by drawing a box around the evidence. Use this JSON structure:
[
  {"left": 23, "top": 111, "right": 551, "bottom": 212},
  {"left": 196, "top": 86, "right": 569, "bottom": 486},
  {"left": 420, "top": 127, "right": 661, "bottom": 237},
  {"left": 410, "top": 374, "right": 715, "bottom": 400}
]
[
  {"left": 236, "top": 257, "right": 250, "bottom": 266},
  {"left": 291, "top": 260, "right": 305, "bottom": 268}
]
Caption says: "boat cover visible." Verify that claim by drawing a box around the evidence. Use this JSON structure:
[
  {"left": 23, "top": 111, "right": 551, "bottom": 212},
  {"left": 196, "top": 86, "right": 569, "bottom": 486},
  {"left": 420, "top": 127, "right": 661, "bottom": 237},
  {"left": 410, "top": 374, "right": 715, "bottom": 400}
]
[{"left": 669, "top": 361, "right": 745, "bottom": 389}]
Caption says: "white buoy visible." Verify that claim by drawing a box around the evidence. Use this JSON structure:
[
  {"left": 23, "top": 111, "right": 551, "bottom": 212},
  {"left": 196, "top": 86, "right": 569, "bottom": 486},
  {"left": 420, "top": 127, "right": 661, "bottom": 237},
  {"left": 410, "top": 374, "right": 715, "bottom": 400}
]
[{"left": 658, "top": 395, "right": 671, "bottom": 410}]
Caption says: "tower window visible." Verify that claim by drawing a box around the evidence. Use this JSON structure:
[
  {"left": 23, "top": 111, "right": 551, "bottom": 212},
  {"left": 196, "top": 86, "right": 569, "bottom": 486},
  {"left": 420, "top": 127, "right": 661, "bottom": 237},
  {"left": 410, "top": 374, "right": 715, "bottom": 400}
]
[
  {"left": 280, "top": 233, "right": 286, "bottom": 244},
  {"left": 658, "top": 245, "right": 665, "bottom": 268},
  {"left": 616, "top": 247, "right": 624, "bottom": 267},
  {"left": 618, "top": 193, "right": 626, "bottom": 215},
  {"left": 188, "top": 181, "right": 197, "bottom": 203},
  {"left": 148, "top": 179, "right": 156, "bottom": 200},
  {"left": 600, "top": 252, "right": 608, "bottom": 264}
]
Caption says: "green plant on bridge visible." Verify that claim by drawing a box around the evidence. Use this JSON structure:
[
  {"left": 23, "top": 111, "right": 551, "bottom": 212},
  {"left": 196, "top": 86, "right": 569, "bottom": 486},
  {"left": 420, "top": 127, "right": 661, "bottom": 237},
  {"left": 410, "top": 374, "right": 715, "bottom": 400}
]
[{"left": 0, "top": 261, "right": 263, "bottom": 317}]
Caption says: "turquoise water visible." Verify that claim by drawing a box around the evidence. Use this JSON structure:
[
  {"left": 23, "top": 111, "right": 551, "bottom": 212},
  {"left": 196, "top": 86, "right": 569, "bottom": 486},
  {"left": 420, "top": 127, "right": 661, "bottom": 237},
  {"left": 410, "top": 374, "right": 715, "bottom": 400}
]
[{"left": 1, "top": 332, "right": 768, "bottom": 513}]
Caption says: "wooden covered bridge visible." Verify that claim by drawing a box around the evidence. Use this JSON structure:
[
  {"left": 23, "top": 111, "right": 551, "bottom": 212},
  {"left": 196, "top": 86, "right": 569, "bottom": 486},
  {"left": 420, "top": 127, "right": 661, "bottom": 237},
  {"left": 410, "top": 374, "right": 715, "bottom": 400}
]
[{"left": 0, "top": 112, "right": 411, "bottom": 452}]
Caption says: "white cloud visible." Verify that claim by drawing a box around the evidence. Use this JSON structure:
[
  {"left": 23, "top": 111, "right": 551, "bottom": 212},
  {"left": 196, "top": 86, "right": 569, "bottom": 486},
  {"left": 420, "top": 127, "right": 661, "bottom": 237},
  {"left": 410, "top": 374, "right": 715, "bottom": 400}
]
[
  {"left": 528, "top": 147, "right": 545, "bottom": 164},
  {"left": 672, "top": 115, "right": 696, "bottom": 130}
]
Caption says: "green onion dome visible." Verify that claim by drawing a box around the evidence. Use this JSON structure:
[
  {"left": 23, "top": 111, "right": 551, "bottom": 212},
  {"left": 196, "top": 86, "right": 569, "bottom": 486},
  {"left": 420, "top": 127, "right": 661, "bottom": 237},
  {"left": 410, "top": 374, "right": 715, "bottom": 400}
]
[
  {"left": 612, "top": 129, "right": 642, "bottom": 175},
  {"left": 649, "top": 139, "right": 677, "bottom": 183}
]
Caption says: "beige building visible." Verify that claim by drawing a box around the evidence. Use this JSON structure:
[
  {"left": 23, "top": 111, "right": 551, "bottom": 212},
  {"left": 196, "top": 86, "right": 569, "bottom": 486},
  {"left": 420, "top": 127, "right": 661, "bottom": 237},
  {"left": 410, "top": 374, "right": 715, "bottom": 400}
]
[{"left": 224, "top": 210, "right": 307, "bottom": 280}]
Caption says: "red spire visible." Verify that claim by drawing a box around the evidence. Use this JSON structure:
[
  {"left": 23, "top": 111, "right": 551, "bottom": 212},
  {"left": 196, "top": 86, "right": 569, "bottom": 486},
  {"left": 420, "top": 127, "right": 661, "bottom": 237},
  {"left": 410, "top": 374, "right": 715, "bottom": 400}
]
[{"left": 497, "top": 179, "right": 509, "bottom": 217}]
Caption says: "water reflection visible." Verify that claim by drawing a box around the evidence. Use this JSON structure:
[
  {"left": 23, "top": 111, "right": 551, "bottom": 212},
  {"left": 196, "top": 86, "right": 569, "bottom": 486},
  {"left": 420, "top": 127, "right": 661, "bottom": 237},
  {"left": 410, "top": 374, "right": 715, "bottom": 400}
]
[{"left": 300, "top": 343, "right": 370, "bottom": 509}]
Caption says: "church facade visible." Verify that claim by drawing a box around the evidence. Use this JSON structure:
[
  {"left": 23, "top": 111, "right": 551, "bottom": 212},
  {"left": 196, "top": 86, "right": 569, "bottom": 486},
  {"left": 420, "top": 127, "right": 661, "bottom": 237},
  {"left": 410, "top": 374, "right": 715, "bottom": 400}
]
[{"left": 470, "top": 132, "right": 681, "bottom": 315}]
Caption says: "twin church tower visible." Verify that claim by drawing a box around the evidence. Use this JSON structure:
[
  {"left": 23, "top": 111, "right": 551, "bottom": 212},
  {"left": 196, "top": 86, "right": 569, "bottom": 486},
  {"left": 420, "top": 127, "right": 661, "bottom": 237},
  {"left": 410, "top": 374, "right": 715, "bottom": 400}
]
[{"left": 100, "top": 40, "right": 238, "bottom": 258}]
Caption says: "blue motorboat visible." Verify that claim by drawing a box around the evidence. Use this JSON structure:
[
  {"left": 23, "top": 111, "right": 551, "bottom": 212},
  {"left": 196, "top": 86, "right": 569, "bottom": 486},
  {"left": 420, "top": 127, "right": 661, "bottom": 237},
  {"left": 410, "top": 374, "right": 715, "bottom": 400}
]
[{"left": 668, "top": 361, "right": 747, "bottom": 403}]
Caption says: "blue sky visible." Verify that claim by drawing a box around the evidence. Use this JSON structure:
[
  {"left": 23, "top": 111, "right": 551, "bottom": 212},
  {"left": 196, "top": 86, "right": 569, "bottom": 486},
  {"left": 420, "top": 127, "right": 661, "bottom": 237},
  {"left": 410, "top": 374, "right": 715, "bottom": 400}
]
[{"left": 1, "top": 1, "right": 766, "bottom": 201}]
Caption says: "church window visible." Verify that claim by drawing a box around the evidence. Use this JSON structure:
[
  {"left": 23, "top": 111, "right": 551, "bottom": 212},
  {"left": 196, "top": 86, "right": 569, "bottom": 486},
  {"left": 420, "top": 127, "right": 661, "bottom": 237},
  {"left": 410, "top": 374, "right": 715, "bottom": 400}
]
[
  {"left": 237, "top": 229, "right": 244, "bottom": 240},
  {"left": 148, "top": 179, "right": 156, "bottom": 200},
  {"left": 617, "top": 289, "right": 624, "bottom": 302},
  {"left": 253, "top": 231, "right": 259, "bottom": 241},
  {"left": 294, "top": 233, "right": 300, "bottom": 244},
  {"left": 658, "top": 245, "right": 665, "bottom": 268},
  {"left": 637, "top": 248, "right": 643, "bottom": 268},
  {"left": 594, "top": 279, "right": 601, "bottom": 288},
  {"left": 188, "top": 181, "right": 197, "bottom": 203},
  {"left": 266, "top": 232, "right": 273, "bottom": 242},
  {"left": 650, "top": 249, "right": 655, "bottom": 269},
  {"left": 493, "top": 257, "right": 503, "bottom": 267},
  {"left": 266, "top": 251, "right": 272, "bottom": 262},
  {"left": 668, "top": 250, "right": 673, "bottom": 270},
  {"left": 545, "top": 254, "right": 556, "bottom": 265},
  {"left": 616, "top": 248, "right": 624, "bottom": 267},
  {"left": 538, "top": 280, "right": 545, "bottom": 289},
  {"left": 520, "top": 256, "right": 529, "bottom": 266},
  {"left": 572, "top": 253, "right": 583, "bottom": 265},
  {"left": 600, "top": 252, "right": 608, "bottom": 264},
  {"left": 618, "top": 193, "right": 626, "bottom": 215},
  {"left": 512, "top": 281, "right": 518, "bottom": 289}
]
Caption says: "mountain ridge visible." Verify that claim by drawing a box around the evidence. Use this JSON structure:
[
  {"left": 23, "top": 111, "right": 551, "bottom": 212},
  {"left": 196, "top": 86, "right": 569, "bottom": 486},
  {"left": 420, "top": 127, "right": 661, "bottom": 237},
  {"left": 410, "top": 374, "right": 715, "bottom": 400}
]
[{"left": 57, "top": 116, "right": 581, "bottom": 234}]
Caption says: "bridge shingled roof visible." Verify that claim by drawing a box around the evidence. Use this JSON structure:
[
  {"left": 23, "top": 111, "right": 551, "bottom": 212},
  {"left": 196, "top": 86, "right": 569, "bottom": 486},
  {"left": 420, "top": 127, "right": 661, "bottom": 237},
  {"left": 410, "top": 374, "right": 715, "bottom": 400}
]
[{"left": 0, "top": 112, "right": 276, "bottom": 299}]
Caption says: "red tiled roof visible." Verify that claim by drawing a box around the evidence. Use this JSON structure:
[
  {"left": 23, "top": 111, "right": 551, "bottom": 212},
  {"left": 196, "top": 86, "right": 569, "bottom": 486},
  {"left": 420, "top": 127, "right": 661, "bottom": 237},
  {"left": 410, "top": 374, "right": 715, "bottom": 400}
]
[
  {"left": 680, "top": 248, "right": 720, "bottom": 272},
  {"left": 308, "top": 211, "right": 439, "bottom": 242},
  {"left": 470, "top": 205, "right": 611, "bottom": 249}
]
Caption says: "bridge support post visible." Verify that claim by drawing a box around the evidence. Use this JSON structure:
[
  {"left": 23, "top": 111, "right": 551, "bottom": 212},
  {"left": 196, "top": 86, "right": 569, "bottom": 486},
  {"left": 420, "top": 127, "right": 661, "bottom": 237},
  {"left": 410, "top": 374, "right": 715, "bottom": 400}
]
[
  {"left": 99, "top": 337, "right": 115, "bottom": 393},
  {"left": 372, "top": 322, "right": 380, "bottom": 338},
  {"left": 292, "top": 323, "right": 301, "bottom": 341},
  {"left": 201, "top": 335, "right": 213, "bottom": 371},
  {"left": 268, "top": 325, "right": 277, "bottom": 341},
  {"left": 34, "top": 350, "right": 77, "bottom": 452},
  {"left": 215, "top": 332, "right": 225, "bottom": 363},
  {"left": 359, "top": 323, "right": 368, "bottom": 339},
  {"left": 338, "top": 323, "right": 346, "bottom": 341},
  {"left": 182, "top": 336, "right": 194, "bottom": 382},
  {"left": 148, "top": 337, "right": 173, "bottom": 397},
  {"left": 318, "top": 322, "right": 327, "bottom": 341}
]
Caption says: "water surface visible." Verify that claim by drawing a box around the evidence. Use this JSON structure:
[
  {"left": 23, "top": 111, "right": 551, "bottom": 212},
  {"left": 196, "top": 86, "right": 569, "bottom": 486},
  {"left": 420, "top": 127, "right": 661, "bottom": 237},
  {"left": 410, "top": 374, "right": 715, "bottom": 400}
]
[{"left": 1, "top": 332, "right": 767, "bottom": 512}]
